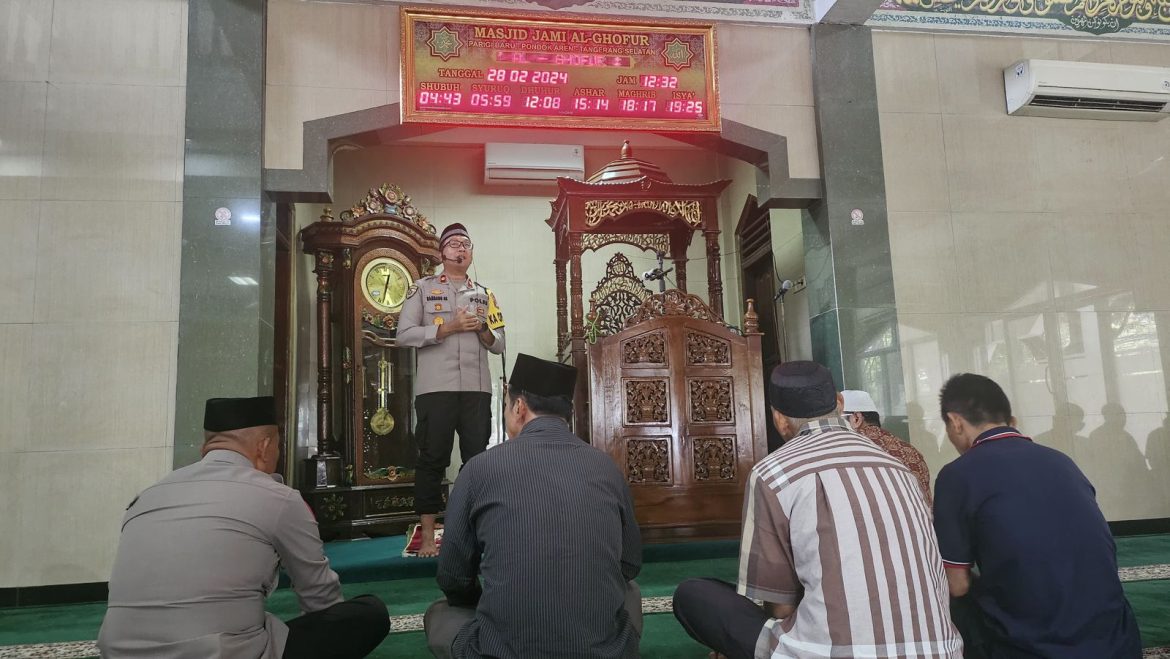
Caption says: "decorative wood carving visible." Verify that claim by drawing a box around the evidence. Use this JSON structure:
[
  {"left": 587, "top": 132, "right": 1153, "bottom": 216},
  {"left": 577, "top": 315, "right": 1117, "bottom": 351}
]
[
  {"left": 588, "top": 253, "right": 653, "bottom": 337},
  {"left": 627, "top": 438, "right": 671, "bottom": 484},
  {"left": 585, "top": 199, "right": 703, "bottom": 228},
  {"left": 689, "top": 378, "right": 733, "bottom": 423},
  {"left": 579, "top": 232, "right": 670, "bottom": 254},
  {"left": 622, "top": 331, "right": 667, "bottom": 365},
  {"left": 743, "top": 298, "right": 760, "bottom": 335},
  {"left": 625, "top": 289, "right": 726, "bottom": 328},
  {"left": 589, "top": 300, "right": 768, "bottom": 541},
  {"left": 694, "top": 437, "right": 736, "bottom": 481},
  {"left": 705, "top": 231, "right": 724, "bottom": 318},
  {"left": 686, "top": 331, "right": 731, "bottom": 365},
  {"left": 546, "top": 146, "right": 731, "bottom": 437},
  {"left": 625, "top": 379, "right": 669, "bottom": 424},
  {"left": 340, "top": 183, "right": 435, "bottom": 234}
]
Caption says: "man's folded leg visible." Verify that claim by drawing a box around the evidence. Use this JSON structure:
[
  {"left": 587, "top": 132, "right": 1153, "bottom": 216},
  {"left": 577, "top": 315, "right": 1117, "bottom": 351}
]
[
  {"left": 283, "top": 594, "right": 391, "bottom": 659},
  {"left": 424, "top": 598, "right": 477, "bottom": 659},
  {"left": 673, "top": 578, "right": 769, "bottom": 659}
]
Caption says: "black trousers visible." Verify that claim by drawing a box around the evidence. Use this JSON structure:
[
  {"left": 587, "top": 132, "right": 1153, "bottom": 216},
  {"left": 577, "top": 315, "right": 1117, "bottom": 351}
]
[
  {"left": 414, "top": 391, "right": 492, "bottom": 515},
  {"left": 283, "top": 594, "right": 390, "bottom": 659},
  {"left": 673, "top": 578, "right": 769, "bottom": 659}
]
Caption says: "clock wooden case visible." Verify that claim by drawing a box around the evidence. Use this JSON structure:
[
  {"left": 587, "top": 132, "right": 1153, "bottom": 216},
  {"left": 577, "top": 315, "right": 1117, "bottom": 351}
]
[{"left": 299, "top": 184, "right": 442, "bottom": 539}]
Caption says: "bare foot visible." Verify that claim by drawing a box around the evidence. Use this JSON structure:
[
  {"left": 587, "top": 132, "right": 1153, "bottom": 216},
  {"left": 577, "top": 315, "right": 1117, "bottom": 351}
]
[
  {"left": 418, "top": 536, "right": 439, "bottom": 557},
  {"left": 417, "top": 514, "right": 440, "bottom": 558}
]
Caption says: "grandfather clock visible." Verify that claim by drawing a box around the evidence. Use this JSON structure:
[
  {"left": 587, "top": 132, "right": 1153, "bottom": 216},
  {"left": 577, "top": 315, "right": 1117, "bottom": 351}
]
[{"left": 299, "top": 183, "right": 444, "bottom": 538}]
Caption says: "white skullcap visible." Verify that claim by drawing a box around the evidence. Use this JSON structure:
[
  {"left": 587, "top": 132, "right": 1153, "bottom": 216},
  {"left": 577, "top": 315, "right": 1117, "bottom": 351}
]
[{"left": 841, "top": 390, "right": 878, "bottom": 413}]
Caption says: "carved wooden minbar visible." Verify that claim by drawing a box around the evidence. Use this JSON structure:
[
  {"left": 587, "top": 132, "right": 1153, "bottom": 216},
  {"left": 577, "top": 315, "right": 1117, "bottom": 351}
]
[
  {"left": 590, "top": 291, "right": 768, "bottom": 541},
  {"left": 546, "top": 143, "right": 731, "bottom": 438}
]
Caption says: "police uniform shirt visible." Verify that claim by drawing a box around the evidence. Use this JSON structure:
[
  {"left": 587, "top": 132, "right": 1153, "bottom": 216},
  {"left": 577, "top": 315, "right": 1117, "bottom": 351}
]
[
  {"left": 97, "top": 450, "right": 343, "bottom": 659},
  {"left": 396, "top": 274, "right": 505, "bottom": 395},
  {"left": 437, "top": 416, "right": 642, "bottom": 659}
]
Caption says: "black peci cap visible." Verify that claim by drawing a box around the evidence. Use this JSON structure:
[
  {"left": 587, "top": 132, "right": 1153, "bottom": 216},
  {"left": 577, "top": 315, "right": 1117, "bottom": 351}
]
[
  {"left": 508, "top": 353, "right": 577, "bottom": 399},
  {"left": 767, "top": 361, "right": 838, "bottom": 418},
  {"left": 204, "top": 396, "right": 277, "bottom": 432}
]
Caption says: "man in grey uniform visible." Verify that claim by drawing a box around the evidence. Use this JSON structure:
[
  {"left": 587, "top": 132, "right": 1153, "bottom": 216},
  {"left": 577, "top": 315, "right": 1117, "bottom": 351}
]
[
  {"left": 424, "top": 354, "right": 642, "bottom": 659},
  {"left": 397, "top": 222, "right": 505, "bottom": 557},
  {"left": 98, "top": 396, "right": 390, "bottom": 659}
]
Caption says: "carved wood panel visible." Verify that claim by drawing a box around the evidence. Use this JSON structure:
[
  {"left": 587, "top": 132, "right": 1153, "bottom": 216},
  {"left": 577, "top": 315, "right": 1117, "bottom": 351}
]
[
  {"left": 589, "top": 253, "right": 652, "bottom": 337},
  {"left": 625, "top": 379, "right": 669, "bottom": 424},
  {"left": 694, "top": 437, "right": 736, "bottom": 481},
  {"left": 686, "top": 331, "right": 731, "bottom": 365},
  {"left": 626, "top": 438, "right": 671, "bottom": 484},
  {"left": 689, "top": 378, "right": 733, "bottom": 423},
  {"left": 622, "top": 331, "right": 667, "bottom": 365}
]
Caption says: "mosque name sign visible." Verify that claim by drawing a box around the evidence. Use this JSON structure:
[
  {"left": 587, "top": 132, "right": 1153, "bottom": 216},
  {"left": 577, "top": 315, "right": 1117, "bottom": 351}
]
[{"left": 401, "top": 7, "right": 720, "bottom": 131}]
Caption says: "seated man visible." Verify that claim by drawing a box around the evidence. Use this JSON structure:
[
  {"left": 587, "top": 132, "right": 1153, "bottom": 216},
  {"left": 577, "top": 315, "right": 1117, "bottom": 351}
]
[
  {"left": 425, "top": 354, "right": 642, "bottom": 658},
  {"left": 935, "top": 374, "right": 1141, "bottom": 658},
  {"left": 98, "top": 397, "right": 390, "bottom": 659},
  {"left": 674, "top": 361, "right": 961, "bottom": 659},
  {"left": 841, "top": 389, "right": 933, "bottom": 506}
]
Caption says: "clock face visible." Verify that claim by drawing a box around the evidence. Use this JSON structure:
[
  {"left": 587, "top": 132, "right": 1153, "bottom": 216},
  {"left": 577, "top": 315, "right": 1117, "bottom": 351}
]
[{"left": 361, "top": 257, "right": 412, "bottom": 313}]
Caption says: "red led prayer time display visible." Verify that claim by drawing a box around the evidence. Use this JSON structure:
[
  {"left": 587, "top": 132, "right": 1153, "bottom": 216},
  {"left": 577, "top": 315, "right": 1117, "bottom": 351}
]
[{"left": 401, "top": 8, "right": 720, "bottom": 131}]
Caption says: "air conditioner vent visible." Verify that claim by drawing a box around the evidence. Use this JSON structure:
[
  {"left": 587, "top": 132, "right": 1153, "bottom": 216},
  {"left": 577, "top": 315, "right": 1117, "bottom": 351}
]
[
  {"left": 1030, "top": 94, "right": 1167, "bottom": 113},
  {"left": 1004, "top": 60, "right": 1170, "bottom": 122}
]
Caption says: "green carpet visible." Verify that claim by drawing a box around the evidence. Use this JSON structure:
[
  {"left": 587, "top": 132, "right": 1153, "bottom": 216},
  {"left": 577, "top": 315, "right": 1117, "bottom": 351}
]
[{"left": 2, "top": 534, "right": 1167, "bottom": 654}]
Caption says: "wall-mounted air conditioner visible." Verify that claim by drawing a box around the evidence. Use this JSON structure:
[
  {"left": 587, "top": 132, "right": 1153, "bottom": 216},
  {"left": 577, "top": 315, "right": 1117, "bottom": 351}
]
[
  {"left": 484, "top": 143, "right": 585, "bottom": 185},
  {"left": 1004, "top": 59, "right": 1170, "bottom": 122}
]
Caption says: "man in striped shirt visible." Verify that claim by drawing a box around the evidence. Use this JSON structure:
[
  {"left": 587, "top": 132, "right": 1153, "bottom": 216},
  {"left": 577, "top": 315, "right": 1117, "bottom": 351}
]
[{"left": 674, "top": 361, "right": 962, "bottom": 659}]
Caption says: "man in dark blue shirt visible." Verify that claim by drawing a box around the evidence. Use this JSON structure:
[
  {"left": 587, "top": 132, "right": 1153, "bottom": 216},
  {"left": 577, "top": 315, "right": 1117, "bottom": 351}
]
[{"left": 934, "top": 373, "right": 1141, "bottom": 658}]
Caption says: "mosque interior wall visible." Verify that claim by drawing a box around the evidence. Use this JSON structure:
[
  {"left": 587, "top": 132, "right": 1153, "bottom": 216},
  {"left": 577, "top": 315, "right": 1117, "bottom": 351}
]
[
  {"left": 0, "top": 0, "right": 188, "bottom": 588},
  {"left": 874, "top": 30, "right": 1170, "bottom": 521}
]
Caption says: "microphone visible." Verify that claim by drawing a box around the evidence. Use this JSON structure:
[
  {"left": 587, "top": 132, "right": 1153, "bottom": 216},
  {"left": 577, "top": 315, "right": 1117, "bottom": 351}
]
[
  {"left": 774, "top": 279, "right": 793, "bottom": 301},
  {"left": 643, "top": 267, "right": 673, "bottom": 282}
]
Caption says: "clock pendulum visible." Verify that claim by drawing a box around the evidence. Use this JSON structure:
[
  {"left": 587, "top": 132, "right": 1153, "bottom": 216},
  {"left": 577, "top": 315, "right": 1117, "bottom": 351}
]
[{"left": 369, "top": 353, "right": 395, "bottom": 436}]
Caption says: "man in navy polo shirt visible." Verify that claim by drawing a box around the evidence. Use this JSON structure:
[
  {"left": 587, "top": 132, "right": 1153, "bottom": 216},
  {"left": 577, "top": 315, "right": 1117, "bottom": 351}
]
[{"left": 934, "top": 373, "right": 1141, "bottom": 658}]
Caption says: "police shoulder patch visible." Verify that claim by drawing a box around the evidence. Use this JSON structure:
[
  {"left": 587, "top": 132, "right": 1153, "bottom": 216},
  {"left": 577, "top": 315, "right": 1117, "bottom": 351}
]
[{"left": 406, "top": 284, "right": 419, "bottom": 300}]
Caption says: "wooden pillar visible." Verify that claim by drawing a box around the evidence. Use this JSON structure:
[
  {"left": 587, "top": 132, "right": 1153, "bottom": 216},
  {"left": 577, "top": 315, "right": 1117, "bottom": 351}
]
[
  {"left": 313, "top": 249, "right": 338, "bottom": 456},
  {"left": 555, "top": 258, "right": 568, "bottom": 358},
  {"left": 670, "top": 236, "right": 688, "bottom": 293},
  {"left": 569, "top": 235, "right": 589, "bottom": 439},
  {"left": 705, "top": 231, "right": 724, "bottom": 319}
]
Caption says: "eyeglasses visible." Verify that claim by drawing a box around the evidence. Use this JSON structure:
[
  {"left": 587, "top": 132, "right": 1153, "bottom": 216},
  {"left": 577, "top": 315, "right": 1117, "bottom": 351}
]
[{"left": 444, "top": 239, "right": 473, "bottom": 250}]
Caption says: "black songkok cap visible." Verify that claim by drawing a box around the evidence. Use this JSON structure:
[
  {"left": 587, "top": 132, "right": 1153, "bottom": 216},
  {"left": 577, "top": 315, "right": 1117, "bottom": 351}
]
[
  {"left": 440, "top": 222, "right": 470, "bottom": 246},
  {"left": 767, "top": 361, "right": 838, "bottom": 418},
  {"left": 508, "top": 353, "right": 577, "bottom": 399},
  {"left": 204, "top": 396, "right": 277, "bottom": 432}
]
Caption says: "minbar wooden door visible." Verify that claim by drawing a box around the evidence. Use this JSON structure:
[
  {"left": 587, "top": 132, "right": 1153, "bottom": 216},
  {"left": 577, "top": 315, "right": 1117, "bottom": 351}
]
[{"left": 589, "top": 313, "right": 767, "bottom": 541}]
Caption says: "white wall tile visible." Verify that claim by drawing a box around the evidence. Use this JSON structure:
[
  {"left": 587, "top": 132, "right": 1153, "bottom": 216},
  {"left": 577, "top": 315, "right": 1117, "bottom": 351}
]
[
  {"left": 49, "top": 0, "right": 186, "bottom": 86},
  {"left": 42, "top": 83, "right": 185, "bottom": 201},
  {"left": 0, "top": 0, "right": 52, "bottom": 82},
  {"left": 22, "top": 321, "right": 177, "bottom": 453},
  {"left": 879, "top": 112, "right": 949, "bottom": 212},
  {"left": 6, "top": 447, "right": 171, "bottom": 587},
  {"left": 35, "top": 201, "right": 181, "bottom": 323},
  {"left": 0, "top": 323, "right": 33, "bottom": 454},
  {"left": 717, "top": 24, "right": 812, "bottom": 107},
  {"left": 872, "top": 31, "right": 940, "bottom": 114},
  {"left": 0, "top": 81, "right": 47, "bottom": 199},
  {"left": 267, "top": 1, "right": 394, "bottom": 91},
  {"left": 888, "top": 211, "right": 961, "bottom": 314},
  {"left": 0, "top": 200, "right": 38, "bottom": 323},
  {"left": 941, "top": 114, "right": 1043, "bottom": 213}
]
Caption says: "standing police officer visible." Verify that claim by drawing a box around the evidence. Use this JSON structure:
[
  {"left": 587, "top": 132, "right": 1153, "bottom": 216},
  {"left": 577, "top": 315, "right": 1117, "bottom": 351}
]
[{"left": 397, "top": 223, "right": 505, "bottom": 557}]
